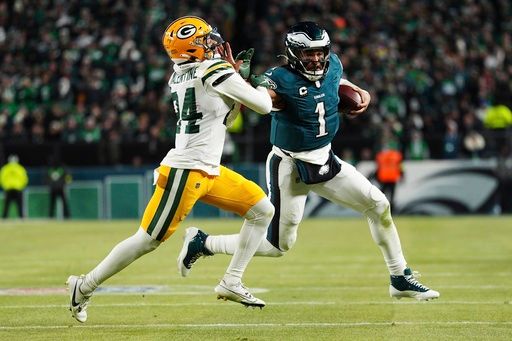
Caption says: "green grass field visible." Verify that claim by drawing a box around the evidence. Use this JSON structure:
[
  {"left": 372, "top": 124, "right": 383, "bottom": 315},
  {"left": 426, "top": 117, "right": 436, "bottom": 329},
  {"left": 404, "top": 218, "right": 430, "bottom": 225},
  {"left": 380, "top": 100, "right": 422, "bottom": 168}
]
[{"left": 0, "top": 216, "right": 511, "bottom": 340}]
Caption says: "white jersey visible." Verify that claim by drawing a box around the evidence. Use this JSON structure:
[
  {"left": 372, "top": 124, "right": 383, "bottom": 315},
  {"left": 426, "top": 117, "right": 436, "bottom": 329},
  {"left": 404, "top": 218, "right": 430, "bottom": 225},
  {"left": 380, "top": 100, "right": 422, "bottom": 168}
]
[{"left": 161, "top": 59, "right": 272, "bottom": 175}]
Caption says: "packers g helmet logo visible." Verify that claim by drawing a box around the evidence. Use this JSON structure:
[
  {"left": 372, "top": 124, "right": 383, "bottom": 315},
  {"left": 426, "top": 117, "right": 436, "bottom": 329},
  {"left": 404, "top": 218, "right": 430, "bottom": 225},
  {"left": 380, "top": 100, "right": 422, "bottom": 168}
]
[
  {"left": 163, "top": 16, "right": 214, "bottom": 62},
  {"left": 177, "top": 25, "right": 197, "bottom": 39}
]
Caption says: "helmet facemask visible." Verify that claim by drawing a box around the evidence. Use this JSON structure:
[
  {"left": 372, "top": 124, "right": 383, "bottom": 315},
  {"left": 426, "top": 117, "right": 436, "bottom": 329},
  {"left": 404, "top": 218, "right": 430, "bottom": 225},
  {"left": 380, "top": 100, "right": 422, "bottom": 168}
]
[
  {"left": 193, "top": 28, "right": 225, "bottom": 60},
  {"left": 286, "top": 46, "right": 330, "bottom": 81}
]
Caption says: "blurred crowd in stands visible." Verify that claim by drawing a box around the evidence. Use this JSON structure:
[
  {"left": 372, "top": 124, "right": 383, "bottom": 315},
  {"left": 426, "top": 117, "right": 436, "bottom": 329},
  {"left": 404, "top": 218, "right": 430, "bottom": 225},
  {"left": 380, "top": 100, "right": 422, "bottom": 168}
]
[{"left": 1, "top": 0, "right": 511, "bottom": 166}]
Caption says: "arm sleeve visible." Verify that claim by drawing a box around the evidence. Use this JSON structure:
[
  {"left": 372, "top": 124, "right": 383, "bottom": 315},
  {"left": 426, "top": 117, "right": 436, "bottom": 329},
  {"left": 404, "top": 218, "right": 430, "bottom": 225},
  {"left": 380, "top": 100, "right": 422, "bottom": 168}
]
[{"left": 209, "top": 72, "right": 272, "bottom": 115}]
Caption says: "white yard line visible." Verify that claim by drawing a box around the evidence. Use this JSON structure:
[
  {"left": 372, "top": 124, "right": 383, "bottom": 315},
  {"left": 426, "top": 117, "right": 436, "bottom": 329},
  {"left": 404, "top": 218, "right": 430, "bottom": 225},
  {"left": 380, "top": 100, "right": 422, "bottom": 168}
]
[
  {"left": 0, "top": 300, "right": 509, "bottom": 309},
  {"left": 2, "top": 301, "right": 334, "bottom": 309},
  {"left": 1, "top": 321, "right": 512, "bottom": 330},
  {"left": 281, "top": 285, "right": 512, "bottom": 290},
  {"left": 1, "top": 284, "right": 510, "bottom": 297}
]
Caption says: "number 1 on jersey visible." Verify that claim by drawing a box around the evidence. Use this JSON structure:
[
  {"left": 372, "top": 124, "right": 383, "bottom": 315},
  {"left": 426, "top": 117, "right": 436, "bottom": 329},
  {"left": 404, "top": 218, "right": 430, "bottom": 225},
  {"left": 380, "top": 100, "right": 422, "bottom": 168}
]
[
  {"left": 315, "top": 101, "right": 328, "bottom": 137},
  {"left": 171, "top": 88, "right": 203, "bottom": 134}
]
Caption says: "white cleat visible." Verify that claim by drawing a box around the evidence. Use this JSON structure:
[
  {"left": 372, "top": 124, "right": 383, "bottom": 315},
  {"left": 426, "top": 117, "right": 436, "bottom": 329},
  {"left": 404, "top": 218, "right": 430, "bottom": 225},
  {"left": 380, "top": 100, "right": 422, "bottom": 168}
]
[
  {"left": 214, "top": 279, "right": 265, "bottom": 308},
  {"left": 66, "top": 275, "right": 92, "bottom": 323}
]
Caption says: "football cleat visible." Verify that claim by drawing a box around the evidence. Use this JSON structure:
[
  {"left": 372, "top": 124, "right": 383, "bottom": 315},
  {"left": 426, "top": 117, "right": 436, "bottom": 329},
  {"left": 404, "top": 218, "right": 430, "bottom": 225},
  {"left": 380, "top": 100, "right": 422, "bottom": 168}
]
[
  {"left": 389, "top": 268, "right": 440, "bottom": 301},
  {"left": 215, "top": 279, "right": 266, "bottom": 308},
  {"left": 66, "top": 275, "right": 92, "bottom": 323},
  {"left": 177, "top": 227, "right": 213, "bottom": 277}
]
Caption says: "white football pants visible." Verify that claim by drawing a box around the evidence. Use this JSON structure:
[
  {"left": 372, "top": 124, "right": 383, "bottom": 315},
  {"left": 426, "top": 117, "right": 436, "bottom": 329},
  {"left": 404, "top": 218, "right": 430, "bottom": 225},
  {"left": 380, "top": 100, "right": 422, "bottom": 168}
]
[
  {"left": 206, "top": 148, "right": 407, "bottom": 275},
  {"left": 265, "top": 148, "right": 406, "bottom": 273}
]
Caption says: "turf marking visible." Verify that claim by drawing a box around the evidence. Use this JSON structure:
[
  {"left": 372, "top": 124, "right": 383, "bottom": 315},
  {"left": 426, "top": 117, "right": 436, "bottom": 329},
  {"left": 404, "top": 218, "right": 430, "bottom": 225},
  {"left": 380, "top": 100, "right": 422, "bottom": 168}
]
[
  {"left": 0, "top": 300, "right": 509, "bottom": 309},
  {"left": 0, "top": 285, "right": 268, "bottom": 296},
  {"left": 0, "top": 301, "right": 336, "bottom": 309},
  {"left": 1, "top": 283, "right": 510, "bottom": 296},
  {"left": 1, "top": 321, "right": 512, "bottom": 330}
]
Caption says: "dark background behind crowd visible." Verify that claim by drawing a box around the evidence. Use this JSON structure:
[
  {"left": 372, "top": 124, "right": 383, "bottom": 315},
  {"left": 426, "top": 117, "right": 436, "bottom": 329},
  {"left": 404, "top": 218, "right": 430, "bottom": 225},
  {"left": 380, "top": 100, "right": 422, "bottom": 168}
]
[{"left": 1, "top": 0, "right": 511, "bottom": 166}]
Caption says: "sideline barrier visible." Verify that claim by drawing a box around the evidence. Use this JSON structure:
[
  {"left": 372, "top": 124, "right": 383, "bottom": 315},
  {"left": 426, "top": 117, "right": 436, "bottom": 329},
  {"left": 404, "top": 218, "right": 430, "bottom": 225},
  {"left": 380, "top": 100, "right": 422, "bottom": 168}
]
[{"left": 0, "top": 159, "right": 506, "bottom": 220}]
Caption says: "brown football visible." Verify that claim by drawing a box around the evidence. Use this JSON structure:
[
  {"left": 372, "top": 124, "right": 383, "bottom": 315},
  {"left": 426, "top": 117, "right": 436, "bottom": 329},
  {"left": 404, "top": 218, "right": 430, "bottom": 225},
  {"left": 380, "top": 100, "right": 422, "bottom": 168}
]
[{"left": 338, "top": 84, "right": 362, "bottom": 113}]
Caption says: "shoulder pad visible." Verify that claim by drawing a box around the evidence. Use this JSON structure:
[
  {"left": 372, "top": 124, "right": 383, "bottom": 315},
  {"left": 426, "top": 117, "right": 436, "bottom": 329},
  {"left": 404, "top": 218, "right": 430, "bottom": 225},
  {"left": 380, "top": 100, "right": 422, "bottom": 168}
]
[
  {"left": 265, "top": 66, "right": 298, "bottom": 91},
  {"left": 198, "top": 59, "right": 234, "bottom": 84}
]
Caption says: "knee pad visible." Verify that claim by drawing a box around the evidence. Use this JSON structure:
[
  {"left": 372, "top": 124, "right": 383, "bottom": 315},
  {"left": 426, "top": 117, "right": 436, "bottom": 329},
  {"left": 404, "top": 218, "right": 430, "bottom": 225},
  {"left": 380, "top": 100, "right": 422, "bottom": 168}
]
[
  {"left": 280, "top": 206, "right": 303, "bottom": 226},
  {"left": 278, "top": 221, "right": 298, "bottom": 252},
  {"left": 368, "top": 186, "right": 392, "bottom": 227},
  {"left": 245, "top": 197, "right": 275, "bottom": 224}
]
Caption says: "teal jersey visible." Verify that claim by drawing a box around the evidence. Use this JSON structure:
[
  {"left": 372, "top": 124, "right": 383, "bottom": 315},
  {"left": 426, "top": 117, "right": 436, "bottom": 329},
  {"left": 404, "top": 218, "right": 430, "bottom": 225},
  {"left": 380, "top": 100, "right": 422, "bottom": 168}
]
[{"left": 266, "top": 54, "right": 343, "bottom": 152}]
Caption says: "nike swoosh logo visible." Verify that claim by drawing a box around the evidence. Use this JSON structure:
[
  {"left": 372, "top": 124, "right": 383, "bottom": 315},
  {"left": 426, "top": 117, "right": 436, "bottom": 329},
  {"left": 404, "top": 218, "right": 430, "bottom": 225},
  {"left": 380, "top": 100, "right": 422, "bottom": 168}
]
[
  {"left": 265, "top": 71, "right": 272, "bottom": 76},
  {"left": 71, "top": 281, "right": 80, "bottom": 307},
  {"left": 221, "top": 285, "right": 255, "bottom": 301}
]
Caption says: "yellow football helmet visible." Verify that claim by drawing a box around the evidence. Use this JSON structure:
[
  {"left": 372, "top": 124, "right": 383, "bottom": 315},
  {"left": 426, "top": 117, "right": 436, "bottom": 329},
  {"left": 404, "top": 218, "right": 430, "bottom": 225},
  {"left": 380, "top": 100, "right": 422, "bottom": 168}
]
[{"left": 162, "top": 16, "right": 223, "bottom": 63}]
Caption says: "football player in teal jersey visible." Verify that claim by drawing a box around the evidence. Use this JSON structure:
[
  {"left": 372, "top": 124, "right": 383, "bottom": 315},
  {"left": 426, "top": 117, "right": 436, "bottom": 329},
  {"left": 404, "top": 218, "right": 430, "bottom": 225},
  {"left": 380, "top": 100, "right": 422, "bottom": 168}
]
[{"left": 179, "top": 22, "right": 439, "bottom": 301}]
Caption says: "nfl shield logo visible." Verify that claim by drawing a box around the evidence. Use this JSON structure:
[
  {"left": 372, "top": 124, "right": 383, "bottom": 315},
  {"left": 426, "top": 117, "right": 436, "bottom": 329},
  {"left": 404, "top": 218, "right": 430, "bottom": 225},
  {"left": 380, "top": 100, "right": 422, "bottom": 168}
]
[{"left": 319, "top": 164, "right": 330, "bottom": 175}]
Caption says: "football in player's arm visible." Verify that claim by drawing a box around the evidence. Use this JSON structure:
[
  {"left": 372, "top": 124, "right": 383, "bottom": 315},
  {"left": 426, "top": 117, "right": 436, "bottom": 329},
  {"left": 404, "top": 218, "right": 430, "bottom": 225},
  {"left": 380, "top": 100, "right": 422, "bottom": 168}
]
[{"left": 179, "top": 21, "right": 439, "bottom": 303}]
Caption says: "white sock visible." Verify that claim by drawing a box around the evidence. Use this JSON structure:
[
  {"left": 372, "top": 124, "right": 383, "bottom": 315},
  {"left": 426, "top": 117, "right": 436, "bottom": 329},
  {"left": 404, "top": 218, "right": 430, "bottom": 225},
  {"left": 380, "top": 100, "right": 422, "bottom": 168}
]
[
  {"left": 205, "top": 234, "right": 238, "bottom": 254},
  {"left": 223, "top": 198, "right": 274, "bottom": 283},
  {"left": 80, "top": 228, "right": 160, "bottom": 294},
  {"left": 366, "top": 210, "right": 407, "bottom": 276},
  {"left": 206, "top": 234, "right": 283, "bottom": 257}
]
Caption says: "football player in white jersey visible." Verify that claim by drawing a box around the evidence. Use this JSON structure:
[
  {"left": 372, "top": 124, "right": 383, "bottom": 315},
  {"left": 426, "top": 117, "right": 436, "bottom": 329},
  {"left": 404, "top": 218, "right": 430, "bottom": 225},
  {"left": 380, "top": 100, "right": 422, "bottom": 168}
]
[{"left": 66, "top": 16, "right": 274, "bottom": 323}]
